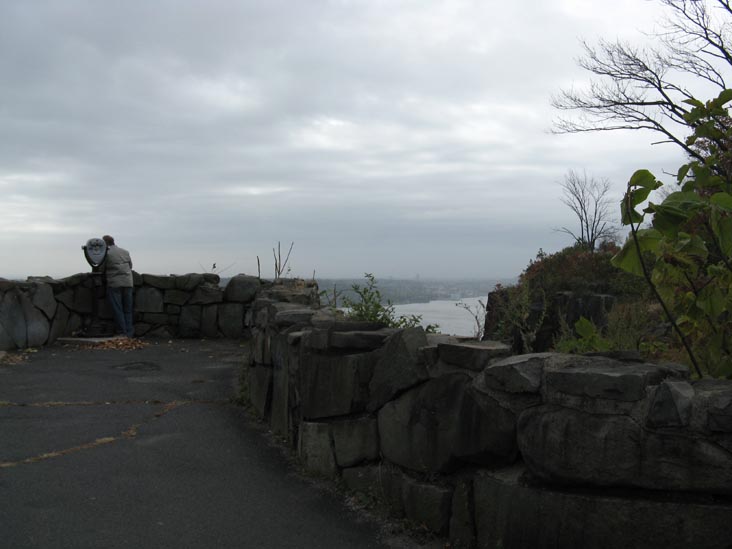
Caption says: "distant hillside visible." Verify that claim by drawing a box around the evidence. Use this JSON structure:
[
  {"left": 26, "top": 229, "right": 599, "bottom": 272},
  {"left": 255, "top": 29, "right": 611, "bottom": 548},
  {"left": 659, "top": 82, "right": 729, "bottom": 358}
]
[{"left": 316, "top": 277, "right": 514, "bottom": 306}]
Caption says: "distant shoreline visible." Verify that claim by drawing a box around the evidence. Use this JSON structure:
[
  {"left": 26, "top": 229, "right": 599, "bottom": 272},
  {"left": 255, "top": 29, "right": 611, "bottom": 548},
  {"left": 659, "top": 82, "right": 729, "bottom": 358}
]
[{"left": 316, "top": 276, "right": 514, "bottom": 305}]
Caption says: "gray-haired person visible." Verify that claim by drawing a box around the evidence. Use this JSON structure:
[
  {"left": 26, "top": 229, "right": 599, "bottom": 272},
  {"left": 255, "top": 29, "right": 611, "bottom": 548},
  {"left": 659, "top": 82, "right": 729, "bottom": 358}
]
[{"left": 102, "top": 235, "right": 134, "bottom": 337}]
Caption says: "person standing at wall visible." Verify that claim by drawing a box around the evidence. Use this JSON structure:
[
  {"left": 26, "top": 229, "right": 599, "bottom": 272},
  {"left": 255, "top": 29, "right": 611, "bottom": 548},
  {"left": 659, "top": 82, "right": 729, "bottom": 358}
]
[{"left": 102, "top": 235, "right": 134, "bottom": 337}]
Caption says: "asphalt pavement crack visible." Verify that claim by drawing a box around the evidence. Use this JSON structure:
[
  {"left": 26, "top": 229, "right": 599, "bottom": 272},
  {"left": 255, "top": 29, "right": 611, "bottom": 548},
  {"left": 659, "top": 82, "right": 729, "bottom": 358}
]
[
  {"left": 0, "top": 399, "right": 227, "bottom": 469},
  {"left": 0, "top": 399, "right": 165, "bottom": 408}
]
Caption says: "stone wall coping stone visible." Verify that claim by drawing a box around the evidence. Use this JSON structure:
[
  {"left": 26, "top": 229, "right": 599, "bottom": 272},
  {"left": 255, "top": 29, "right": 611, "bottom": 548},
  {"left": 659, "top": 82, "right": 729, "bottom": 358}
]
[
  {"left": 224, "top": 274, "right": 261, "bottom": 303},
  {"left": 646, "top": 380, "right": 695, "bottom": 428},
  {"left": 273, "top": 308, "right": 317, "bottom": 327},
  {"left": 427, "top": 360, "right": 484, "bottom": 380},
  {"left": 202, "top": 273, "right": 220, "bottom": 285},
  {"left": 24, "top": 275, "right": 54, "bottom": 283},
  {"left": 330, "top": 330, "right": 396, "bottom": 351},
  {"left": 475, "top": 353, "right": 555, "bottom": 394},
  {"left": 263, "top": 287, "right": 318, "bottom": 306},
  {"left": 301, "top": 327, "right": 398, "bottom": 351},
  {"left": 25, "top": 276, "right": 68, "bottom": 292},
  {"left": 269, "top": 301, "right": 307, "bottom": 313},
  {"left": 544, "top": 357, "right": 687, "bottom": 402},
  {"left": 584, "top": 350, "right": 645, "bottom": 362},
  {"left": 174, "top": 273, "right": 204, "bottom": 291},
  {"left": 286, "top": 331, "right": 306, "bottom": 345},
  {"left": 438, "top": 340, "right": 511, "bottom": 371},
  {"left": 189, "top": 284, "right": 224, "bottom": 305},
  {"left": 309, "top": 309, "right": 338, "bottom": 325},
  {"left": 425, "top": 334, "right": 461, "bottom": 345},
  {"left": 59, "top": 273, "right": 88, "bottom": 287},
  {"left": 252, "top": 301, "right": 310, "bottom": 330},
  {"left": 141, "top": 274, "right": 176, "bottom": 289},
  {"left": 310, "top": 319, "right": 388, "bottom": 332}
]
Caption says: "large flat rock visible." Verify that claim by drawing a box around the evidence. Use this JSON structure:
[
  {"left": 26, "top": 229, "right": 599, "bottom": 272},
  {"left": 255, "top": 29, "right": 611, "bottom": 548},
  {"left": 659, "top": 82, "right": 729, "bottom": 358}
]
[
  {"left": 0, "top": 290, "right": 27, "bottom": 348},
  {"left": 544, "top": 356, "right": 687, "bottom": 402},
  {"left": 368, "top": 327, "right": 428, "bottom": 411},
  {"left": 401, "top": 476, "right": 453, "bottom": 535},
  {"left": 518, "top": 405, "right": 642, "bottom": 486},
  {"left": 298, "top": 422, "right": 337, "bottom": 477},
  {"left": 300, "top": 351, "right": 376, "bottom": 419},
  {"left": 475, "top": 466, "right": 732, "bottom": 549},
  {"left": 437, "top": 340, "right": 511, "bottom": 371},
  {"left": 331, "top": 417, "right": 379, "bottom": 467},
  {"left": 518, "top": 384, "right": 732, "bottom": 495},
  {"left": 378, "top": 373, "right": 517, "bottom": 473},
  {"left": 224, "top": 274, "right": 261, "bottom": 304},
  {"left": 477, "top": 353, "right": 553, "bottom": 394}
]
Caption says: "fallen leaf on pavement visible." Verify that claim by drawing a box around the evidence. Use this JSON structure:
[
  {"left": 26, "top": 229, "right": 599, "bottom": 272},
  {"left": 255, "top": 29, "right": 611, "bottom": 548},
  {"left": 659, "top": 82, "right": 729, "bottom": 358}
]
[{"left": 90, "top": 338, "right": 149, "bottom": 351}]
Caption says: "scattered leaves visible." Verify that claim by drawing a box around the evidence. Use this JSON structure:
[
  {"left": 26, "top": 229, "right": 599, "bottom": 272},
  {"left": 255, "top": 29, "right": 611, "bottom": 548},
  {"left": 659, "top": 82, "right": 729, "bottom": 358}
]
[
  {"left": 0, "top": 352, "right": 28, "bottom": 365},
  {"left": 90, "top": 338, "right": 149, "bottom": 351}
]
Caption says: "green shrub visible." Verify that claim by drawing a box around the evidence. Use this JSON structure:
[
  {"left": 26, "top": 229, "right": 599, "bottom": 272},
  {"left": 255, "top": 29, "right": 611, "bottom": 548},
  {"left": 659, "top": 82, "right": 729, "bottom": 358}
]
[
  {"left": 520, "top": 243, "right": 646, "bottom": 300},
  {"left": 342, "top": 273, "right": 438, "bottom": 332},
  {"left": 490, "top": 282, "right": 546, "bottom": 353},
  {"left": 613, "top": 89, "right": 732, "bottom": 377},
  {"left": 605, "top": 301, "right": 657, "bottom": 351},
  {"left": 554, "top": 302, "right": 671, "bottom": 359},
  {"left": 488, "top": 243, "right": 648, "bottom": 353},
  {"left": 554, "top": 316, "right": 611, "bottom": 354}
]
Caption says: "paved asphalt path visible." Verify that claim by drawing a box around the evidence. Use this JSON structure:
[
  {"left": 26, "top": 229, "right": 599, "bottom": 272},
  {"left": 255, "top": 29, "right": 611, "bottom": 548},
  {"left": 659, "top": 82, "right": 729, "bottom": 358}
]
[{"left": 0, "top": 339, "right": 418, "bottom": 549}]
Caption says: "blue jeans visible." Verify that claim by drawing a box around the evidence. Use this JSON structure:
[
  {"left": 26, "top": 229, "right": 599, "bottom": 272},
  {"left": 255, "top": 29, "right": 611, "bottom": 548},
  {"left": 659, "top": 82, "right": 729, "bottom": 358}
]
[{"left": 107, "top": 286, "right": 134, "bottom": 337}]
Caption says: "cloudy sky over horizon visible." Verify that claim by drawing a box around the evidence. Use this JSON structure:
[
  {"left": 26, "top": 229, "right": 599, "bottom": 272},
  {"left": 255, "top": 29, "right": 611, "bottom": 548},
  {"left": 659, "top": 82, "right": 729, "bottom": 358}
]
[{"left": 0, "top": 0, "right": 691, "bottom": 281}]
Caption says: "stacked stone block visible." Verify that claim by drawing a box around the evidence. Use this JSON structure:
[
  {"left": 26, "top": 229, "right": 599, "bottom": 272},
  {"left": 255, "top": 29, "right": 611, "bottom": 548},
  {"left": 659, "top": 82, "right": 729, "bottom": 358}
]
[
  {"left": 243, "top": 294, "right": 732, "bottom": 549},
  {"left": 5, "top": 271, "right": 732, "bottom": 548},
  {"left": 1, "top": 275, "right": 92, "bottom": 350},
  {"left": 0, "top": 272, "right": 265, "bottom": 349}
]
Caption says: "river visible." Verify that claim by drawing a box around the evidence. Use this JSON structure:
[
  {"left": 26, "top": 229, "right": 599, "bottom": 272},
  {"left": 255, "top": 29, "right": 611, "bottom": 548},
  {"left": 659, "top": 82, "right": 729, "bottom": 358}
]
[{"left": 392, "top": 296, "right": 485, "bottom": 337}]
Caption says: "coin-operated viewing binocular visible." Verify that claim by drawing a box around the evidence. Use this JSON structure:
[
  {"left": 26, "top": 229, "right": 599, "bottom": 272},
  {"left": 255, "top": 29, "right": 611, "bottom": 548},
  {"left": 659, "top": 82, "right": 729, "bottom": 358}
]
[
  {"left": 82, "top": 238, "right": 107, "bottom": 272},
  {"left": 80, "top": 238, "right": 114, "bottom": 337}
]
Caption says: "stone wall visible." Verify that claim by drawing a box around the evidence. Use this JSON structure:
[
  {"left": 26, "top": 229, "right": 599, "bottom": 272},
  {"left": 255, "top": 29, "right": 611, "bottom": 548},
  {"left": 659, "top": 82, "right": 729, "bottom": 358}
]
[
  {"left": 243, "top": 290, "right": 732, "bottom": 549},
  {"left": 0, "top": 273, "right": 318, "bottom": 350},
  {"left": 4, "top": 273, "right": 731, "bottom": 547}
]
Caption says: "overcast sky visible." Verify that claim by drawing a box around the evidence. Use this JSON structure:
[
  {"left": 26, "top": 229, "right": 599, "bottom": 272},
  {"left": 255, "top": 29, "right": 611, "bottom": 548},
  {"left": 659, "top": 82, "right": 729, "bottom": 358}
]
[{"left": 0, "top": 0, "right": 690, "bottom": 280}]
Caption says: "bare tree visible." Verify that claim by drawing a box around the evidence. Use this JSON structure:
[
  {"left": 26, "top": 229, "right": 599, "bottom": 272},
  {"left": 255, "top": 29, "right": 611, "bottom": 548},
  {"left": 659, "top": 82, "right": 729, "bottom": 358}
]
[
  {"left": 553, "top": 0, "right": 732, "bottom": 161},
  {"left": 558, "top": 170, "right": 616, "bottom": 251}
]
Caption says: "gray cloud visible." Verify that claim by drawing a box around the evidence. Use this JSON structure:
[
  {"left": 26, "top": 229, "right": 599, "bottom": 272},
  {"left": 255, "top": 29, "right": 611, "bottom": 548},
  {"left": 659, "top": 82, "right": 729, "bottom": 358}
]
[{"left": 0, "top": 0, "right": 685, "bottom": 280}]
